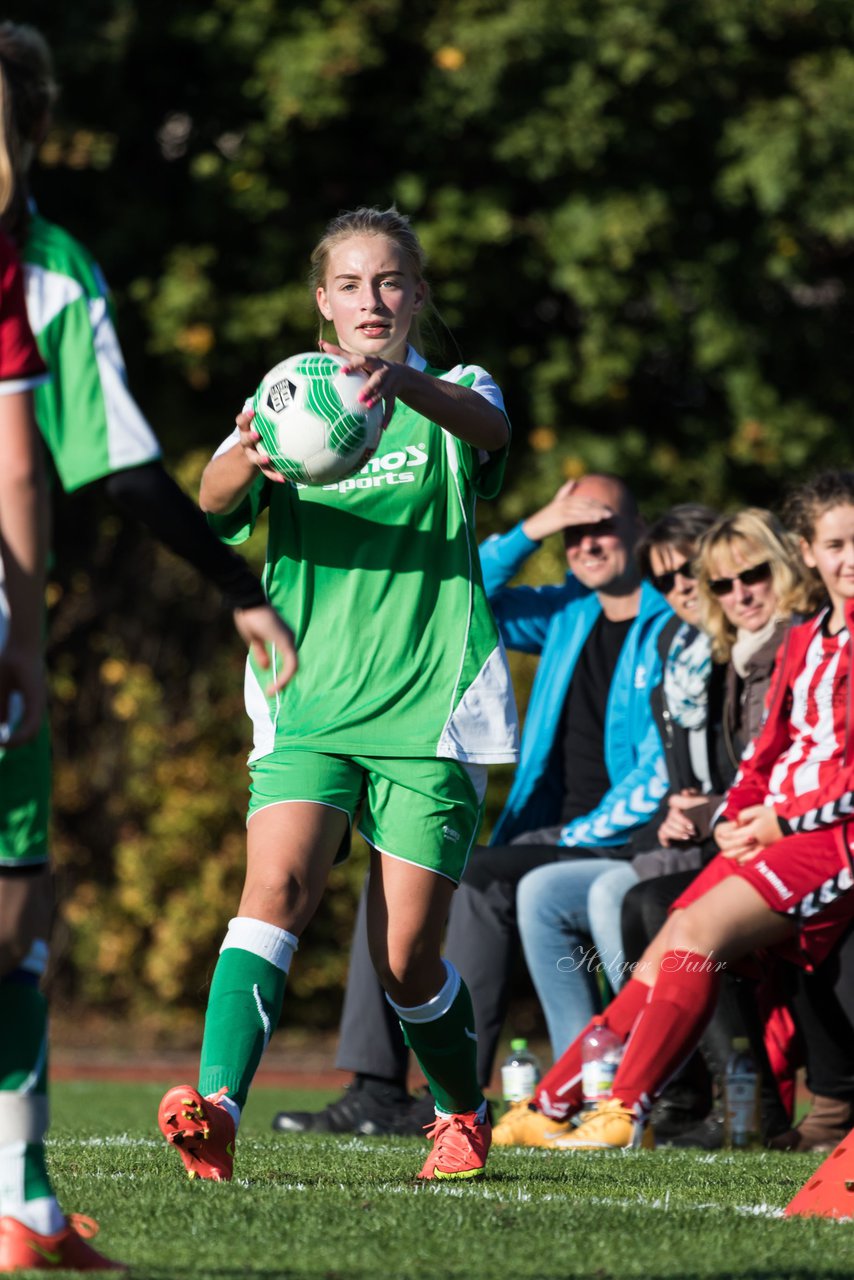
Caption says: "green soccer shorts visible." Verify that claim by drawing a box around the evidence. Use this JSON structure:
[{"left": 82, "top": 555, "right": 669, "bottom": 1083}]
[
  {"left": 0, "top": 718, "right": 51, "bottom": 869},
  {"left": 247, "top": 750, "right": 487, "bottom": 884}
]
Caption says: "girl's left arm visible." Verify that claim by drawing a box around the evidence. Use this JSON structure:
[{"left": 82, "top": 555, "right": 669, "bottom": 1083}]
[
  {"left": 320, "top": 341, "right": 509, "bottom": 451},
  {"left": 387, "top": 366, "right": 509, "bottom": 450}
]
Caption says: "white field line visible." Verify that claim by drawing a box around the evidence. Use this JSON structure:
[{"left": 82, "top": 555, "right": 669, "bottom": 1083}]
[
  {"left": 49, "top": 1137, "right": 852, "bottom": 1223},
  {"left": 47, "top": 1135, "right": 160, "bottom": 1148}
]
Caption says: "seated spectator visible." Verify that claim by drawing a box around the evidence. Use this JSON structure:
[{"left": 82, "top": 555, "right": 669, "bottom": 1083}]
[
  {"left": 617, "top": 507, "right": 821, "bottom": 1147},
  {"left": 272, "top": 473, "right": 672, "bottom": 1136},
  {"left": 515, "top": 504, "right": 718, "bottom": 1060},
  {"left": 492, "top": 471, "right": 854, "bottom": 1152}
]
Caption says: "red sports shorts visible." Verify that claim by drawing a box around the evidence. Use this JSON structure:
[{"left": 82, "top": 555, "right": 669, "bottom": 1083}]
[{"left": 671, "top": 823, "right": 854, "bottom": 970}]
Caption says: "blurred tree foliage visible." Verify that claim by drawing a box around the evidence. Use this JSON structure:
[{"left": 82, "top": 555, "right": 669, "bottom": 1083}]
[{"left": 12, "top": 0, "right": 854, "bottom": 1032}]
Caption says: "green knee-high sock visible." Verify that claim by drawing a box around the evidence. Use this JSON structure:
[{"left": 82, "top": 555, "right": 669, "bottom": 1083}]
[
  {"left": 393, "top": 963, "right": 483, "bottom": 1115},
  {"left": 0, "top": 976, "right": 54, "bottom": 1213},
  {"left": 198, "top": 918, "right": 295, "bottom": 1111}
]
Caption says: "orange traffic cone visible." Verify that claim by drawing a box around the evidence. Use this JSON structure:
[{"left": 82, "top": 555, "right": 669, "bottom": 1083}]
[{"left": 785, "top": 1126, "right": 854, "bottom": 1219}]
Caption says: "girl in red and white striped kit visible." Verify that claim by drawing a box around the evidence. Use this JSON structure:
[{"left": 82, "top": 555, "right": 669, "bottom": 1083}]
[{"left": 507, "top": 473, "right": 854, "bottom": 1151}]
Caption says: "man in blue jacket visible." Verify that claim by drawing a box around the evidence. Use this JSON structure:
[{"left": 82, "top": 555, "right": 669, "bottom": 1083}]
[{"left": 272, "top": 474, "right": 672, "bottom": 1134}]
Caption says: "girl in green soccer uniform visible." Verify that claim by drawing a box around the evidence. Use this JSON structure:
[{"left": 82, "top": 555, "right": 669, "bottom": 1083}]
[
  {"left": 0, "top": 242, "right": 124, "bottom": 1271},
  {"left": 0, "top": 22, "right": 295, "bottom": 1269},
  {"left": 158, "top": 207, "right": 519, "bottom": 1182}
]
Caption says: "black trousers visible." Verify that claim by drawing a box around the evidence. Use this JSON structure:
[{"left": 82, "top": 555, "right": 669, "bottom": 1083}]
[
  {"left": 791, "top": 921, "right": 854, "bottom": 1100},
  {"left": 336, "top": 839, "right": 598, "bottom": 1089}
]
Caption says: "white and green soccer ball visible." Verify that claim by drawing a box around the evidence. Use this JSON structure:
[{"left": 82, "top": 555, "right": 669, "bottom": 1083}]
[{"left": 251, "top": 352, "right": 384, "bottom": 485}]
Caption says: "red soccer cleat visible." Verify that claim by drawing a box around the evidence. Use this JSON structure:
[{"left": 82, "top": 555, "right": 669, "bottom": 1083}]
[
  {"left": 0, "top": 1213, "right": 126, "bottom": 1272},
  {"left": 157, "top": 1084, "right": 235, "bottom": 1182},
  {"left": 417, "top": 1109, "right": 492, "bottom": 1181}
]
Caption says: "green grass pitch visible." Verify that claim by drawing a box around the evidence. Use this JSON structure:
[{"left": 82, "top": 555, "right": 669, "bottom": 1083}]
[{"left": 34, "top": 1081, "right": 852, "bottom": 1279}]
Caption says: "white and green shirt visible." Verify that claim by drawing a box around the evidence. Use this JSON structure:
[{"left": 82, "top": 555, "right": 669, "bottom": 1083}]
[
  {"left": 211, "top": 349, "right": 520, "bottom": 765},
  {"left": 22, "top": 212, "right": 161, "bottom": 493}
]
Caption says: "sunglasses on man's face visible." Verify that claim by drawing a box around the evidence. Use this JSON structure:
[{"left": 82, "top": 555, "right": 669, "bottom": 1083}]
[
  {"left": 563, "top": 517, "right": 619, "bottom": 546},
  {"left": 649, "top": 561, "right": 697, "bottom": 596},
  {"left": 707, "top": 561, "right": 772, "bottom": 598}
]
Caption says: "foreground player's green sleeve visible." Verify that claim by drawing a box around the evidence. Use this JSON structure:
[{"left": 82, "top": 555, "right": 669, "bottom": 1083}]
[{"left": 23, "top": 214, "right": 161, "bottom": 493}]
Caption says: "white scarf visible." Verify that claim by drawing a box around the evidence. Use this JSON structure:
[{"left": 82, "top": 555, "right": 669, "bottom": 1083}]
[{"left": 730, "top": 615, "right": 781, "bottom": 678}]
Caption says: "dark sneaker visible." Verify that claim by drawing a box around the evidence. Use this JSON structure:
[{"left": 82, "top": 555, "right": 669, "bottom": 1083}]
[
  {"left": 272, "top": 1080, "right": 422, "bottom": 1136},
  {"left": 662, "top": 1112, "right": 725, "bottom": 1149},
  {"left": 648, "top": 1096, "right": 712, "bottom": 1142}
]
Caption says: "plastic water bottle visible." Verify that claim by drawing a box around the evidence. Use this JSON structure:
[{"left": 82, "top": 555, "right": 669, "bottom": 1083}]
[
  {"left": 581, "top": 1017, "right": 623, "bottom": 1109},
  {"left": 723, "top": 1037, "right": 760, "bottom": 1149},
  {"left": 500, "top": 1038, "right": 541, "bottom": 1106}
]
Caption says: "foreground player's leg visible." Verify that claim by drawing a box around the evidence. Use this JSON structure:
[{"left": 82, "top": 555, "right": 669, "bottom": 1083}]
[
  {"left": 0, "top": 938, "right": 123, "bottom": 1271},
  {"left": 159, "top": 803, "right": 345, "bottom": 1181},
  {"left": 0, "top": 951, "right": 57, "bottom": 1235}
]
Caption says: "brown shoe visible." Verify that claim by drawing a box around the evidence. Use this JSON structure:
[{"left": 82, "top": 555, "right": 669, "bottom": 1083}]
[{"left": 767, "top": 1094, "right": 854, "bottom": 1153}]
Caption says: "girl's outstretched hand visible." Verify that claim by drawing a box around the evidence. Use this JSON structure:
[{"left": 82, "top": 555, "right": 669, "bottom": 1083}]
[
  {"left": 319, "top": 339, "right": 403, "bottom": 430},
  {"left": 236, "top": 408, "right": 287, "bottom": 483}
]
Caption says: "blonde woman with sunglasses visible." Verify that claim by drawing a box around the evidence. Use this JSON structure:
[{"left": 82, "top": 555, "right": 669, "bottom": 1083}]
[{"left": 655, "top": 508, "right": 820, "bottom": 850}]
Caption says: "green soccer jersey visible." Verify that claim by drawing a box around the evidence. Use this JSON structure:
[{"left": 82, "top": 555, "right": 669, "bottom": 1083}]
[
  {"left": 210, "top": 349, "right": 520, "bottom": 764},
  {"left": 22, "top": 212, "right": 161, "bottom": 493}
]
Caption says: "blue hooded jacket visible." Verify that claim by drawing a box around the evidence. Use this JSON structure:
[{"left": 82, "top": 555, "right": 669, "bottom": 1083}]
[{"left": 481, "top": 523, "right": 672, "bottom": 851}]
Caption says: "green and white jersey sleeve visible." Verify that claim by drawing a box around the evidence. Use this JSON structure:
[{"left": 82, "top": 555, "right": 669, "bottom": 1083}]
[
  {"left": 22, "top": 213, "right": 161, "bottom": 493},
  {"left": 209, "top": 348, "right": 520, "bottom": 765}
]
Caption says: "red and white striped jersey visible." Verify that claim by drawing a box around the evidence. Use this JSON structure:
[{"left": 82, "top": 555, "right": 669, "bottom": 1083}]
[
  {"left": 765, "top": 620, "right": 849, "bottom": 809},
  {"left": 724, "top": 604, "right": 854, "bottom": 849}
]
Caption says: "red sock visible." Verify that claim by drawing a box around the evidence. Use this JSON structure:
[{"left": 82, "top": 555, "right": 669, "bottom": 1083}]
[
  {"left": 535, "top": 978, "right": 651, "bottom": 1120},
  {"left": 610, "top": 950, "right": 721, "bottom": 1118}
]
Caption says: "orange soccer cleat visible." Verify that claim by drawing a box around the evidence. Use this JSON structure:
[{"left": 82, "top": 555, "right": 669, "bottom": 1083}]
[
  {"left": 158, "top": 1083, "right": 235, "bottom": 1182},
  {"left": 417, "top": 1109, "right": 492, "bottom": 1181},
  {"left": 0, "top": 1213, "right": 125, "bottom": 1272}
]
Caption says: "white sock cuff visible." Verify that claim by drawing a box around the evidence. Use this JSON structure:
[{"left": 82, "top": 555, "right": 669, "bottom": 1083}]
[
  {"left": 0, "top": 1095, "right": 48, "bottom": 1143},
  {"left": 219, "top": 917, "right": 298, "bottom": 974},
  {"left": 386, "top": 959, "right": 461, "bottom": 1024}
]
